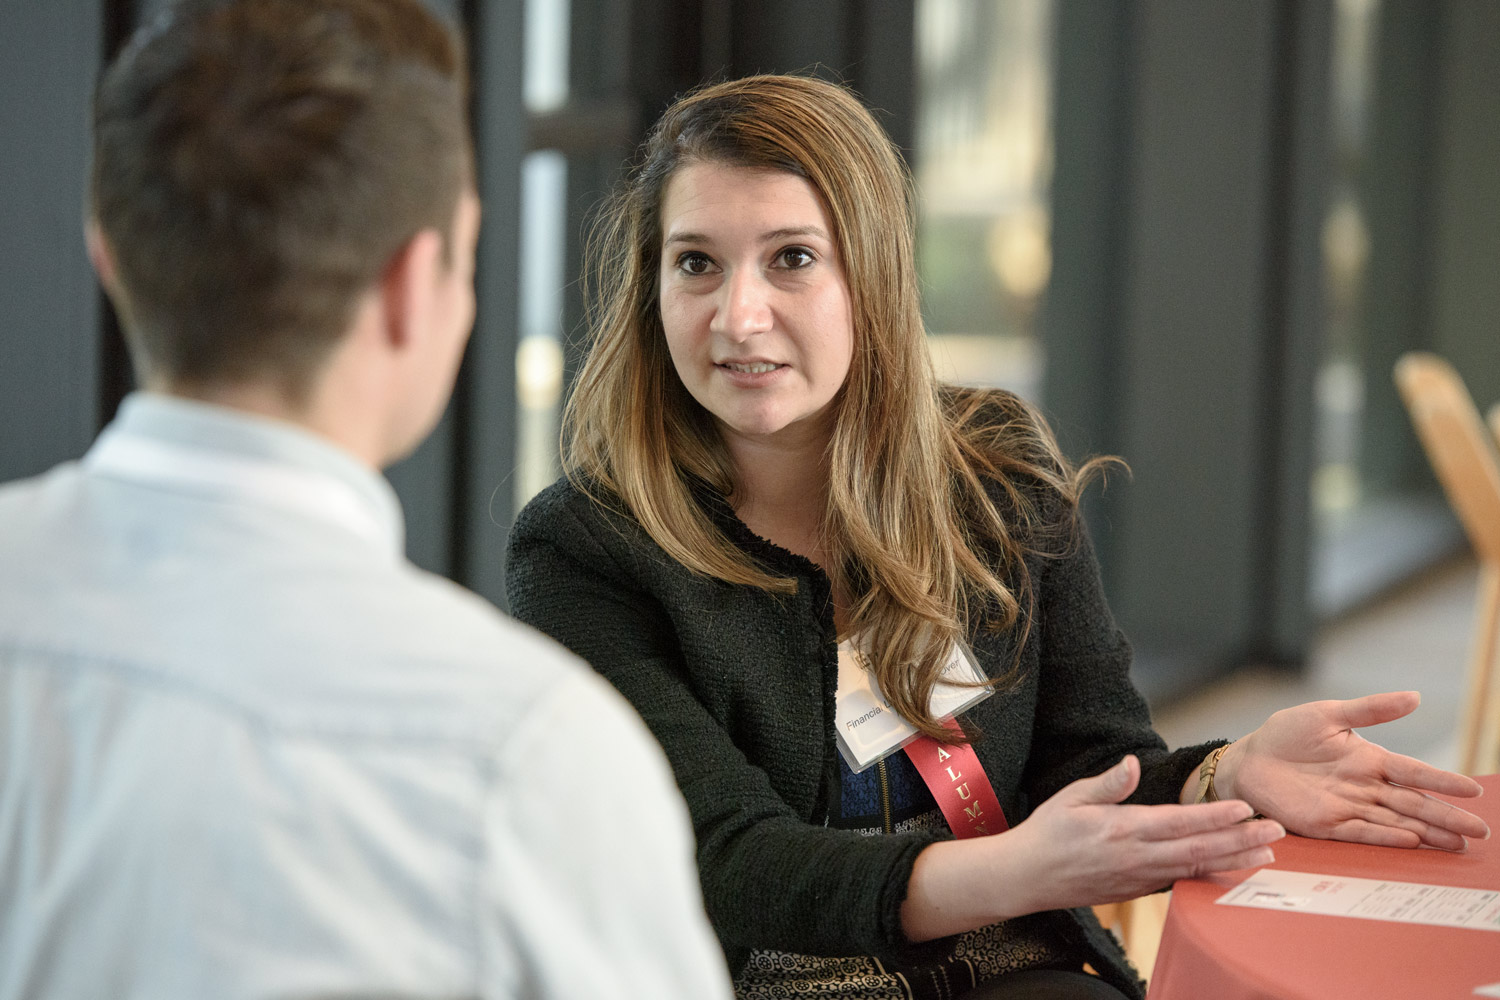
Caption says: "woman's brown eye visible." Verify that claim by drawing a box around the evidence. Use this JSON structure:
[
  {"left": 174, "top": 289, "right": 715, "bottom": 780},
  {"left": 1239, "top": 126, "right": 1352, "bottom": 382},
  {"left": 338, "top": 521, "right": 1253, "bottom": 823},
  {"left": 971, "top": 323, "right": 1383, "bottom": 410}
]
[{"left": 678, "top": 252, "right": 712, "bottom": 275}]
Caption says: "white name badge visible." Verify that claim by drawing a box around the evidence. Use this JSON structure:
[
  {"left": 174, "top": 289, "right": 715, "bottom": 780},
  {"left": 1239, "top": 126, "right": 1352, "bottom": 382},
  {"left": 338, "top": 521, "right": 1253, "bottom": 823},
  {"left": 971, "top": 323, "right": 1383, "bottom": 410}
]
[{"left": 834, "top": 639, "right": 992, "bottom": 773}]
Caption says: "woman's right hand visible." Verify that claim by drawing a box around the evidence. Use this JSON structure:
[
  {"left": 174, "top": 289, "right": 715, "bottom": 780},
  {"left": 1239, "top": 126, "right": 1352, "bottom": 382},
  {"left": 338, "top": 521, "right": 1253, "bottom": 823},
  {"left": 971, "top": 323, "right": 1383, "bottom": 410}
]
[
  {"left": 901, "top": 755, "right": 1285, "bottom": 942},
  {"left": 1004, "top": 754, "right": 1284, "bottom": 910}
]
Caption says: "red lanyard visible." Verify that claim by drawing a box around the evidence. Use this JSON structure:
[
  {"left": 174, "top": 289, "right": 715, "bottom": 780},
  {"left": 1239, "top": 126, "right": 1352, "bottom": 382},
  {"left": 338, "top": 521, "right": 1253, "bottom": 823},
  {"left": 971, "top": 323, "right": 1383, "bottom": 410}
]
[{"left": 903, "top": 718, "right": 1008, "bottom": 837}]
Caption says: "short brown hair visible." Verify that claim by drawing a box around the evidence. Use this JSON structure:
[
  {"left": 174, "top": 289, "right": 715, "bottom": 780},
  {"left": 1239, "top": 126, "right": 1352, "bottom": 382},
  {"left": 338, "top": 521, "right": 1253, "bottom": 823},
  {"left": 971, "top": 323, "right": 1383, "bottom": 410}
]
[{"left": 91, "top": 0, "right": 472, "bottom": 400}]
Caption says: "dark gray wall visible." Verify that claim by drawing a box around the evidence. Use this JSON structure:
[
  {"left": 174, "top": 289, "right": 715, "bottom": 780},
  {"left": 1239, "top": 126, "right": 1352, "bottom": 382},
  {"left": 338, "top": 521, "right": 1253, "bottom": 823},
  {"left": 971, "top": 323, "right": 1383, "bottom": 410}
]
[
  {"left": 1357, "top": 2, "right": 1441, "bottom": 498},
  {"left": 0, "top": 4, "right": 105, "bottom": 482},
  {"left": 1431, "top": 1, "right": 1500, "bottom": 411},
  {"left": 1047, "top": 0, "right": 1331, "bottom": 694}
]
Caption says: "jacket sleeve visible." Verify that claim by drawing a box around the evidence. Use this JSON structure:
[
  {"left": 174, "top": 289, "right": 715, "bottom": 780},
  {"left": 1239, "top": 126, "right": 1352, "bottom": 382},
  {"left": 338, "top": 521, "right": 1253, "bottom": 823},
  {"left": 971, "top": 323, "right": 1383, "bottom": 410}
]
[
  {"left": 1020, "top": 507, "right": 1223, "bottom": 811},
  {"left": 504, "top": 490, "right": 951, "bottom": 967}
]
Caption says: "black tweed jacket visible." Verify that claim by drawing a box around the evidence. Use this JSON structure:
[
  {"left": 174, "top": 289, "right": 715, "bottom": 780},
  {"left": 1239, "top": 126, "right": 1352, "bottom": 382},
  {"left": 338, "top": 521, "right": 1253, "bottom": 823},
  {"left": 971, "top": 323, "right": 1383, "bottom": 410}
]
[{"left": 506, "top": 472, "right": 1222, "bottom": 1000}]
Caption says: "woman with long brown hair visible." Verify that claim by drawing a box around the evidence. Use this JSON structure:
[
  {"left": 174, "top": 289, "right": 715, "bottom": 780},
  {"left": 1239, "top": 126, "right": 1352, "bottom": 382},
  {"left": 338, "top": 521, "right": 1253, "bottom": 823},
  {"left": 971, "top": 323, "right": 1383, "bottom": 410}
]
[{"left": 505, "top": 75, "right": 1486, "bottom": 1000}]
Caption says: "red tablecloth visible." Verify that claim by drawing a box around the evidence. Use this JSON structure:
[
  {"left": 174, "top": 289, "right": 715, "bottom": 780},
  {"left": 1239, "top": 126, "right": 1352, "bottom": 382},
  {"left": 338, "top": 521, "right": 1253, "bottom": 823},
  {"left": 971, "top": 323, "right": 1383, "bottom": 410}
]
[{"left": 1148, "top": 774, "right": 1500, "bottom": 1000}]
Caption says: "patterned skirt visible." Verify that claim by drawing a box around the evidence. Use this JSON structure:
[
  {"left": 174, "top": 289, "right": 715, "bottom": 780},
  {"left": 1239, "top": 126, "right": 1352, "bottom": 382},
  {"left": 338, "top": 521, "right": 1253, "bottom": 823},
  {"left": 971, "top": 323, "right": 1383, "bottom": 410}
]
[
  {"left": 733, "top": 755, "right": 1079, "bottom": 999},
  {"left": 733, "top": 908, "right": 1073, "bottom": 999}
]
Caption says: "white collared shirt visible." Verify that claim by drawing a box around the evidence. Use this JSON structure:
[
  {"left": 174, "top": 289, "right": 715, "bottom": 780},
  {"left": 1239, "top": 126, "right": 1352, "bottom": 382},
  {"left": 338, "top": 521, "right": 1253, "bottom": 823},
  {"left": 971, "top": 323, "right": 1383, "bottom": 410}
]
[{"left": 0, "top": 393, "right": 732, "bottom": 1000}]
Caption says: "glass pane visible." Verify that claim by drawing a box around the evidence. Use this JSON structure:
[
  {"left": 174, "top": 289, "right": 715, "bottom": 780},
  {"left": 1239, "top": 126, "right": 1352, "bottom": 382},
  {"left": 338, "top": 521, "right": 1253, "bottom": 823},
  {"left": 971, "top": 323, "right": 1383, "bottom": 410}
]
[
  {"left": 1309, "top": 0, "right": 1460, "bottom": 614},
  {"left": 513, "top": 0, "right": 571, "bottom": 510},
  {"left": 915, "top": 0, "right": 1054, "bottom": 401},
  {"left": 524, "top": 0, "right": 570, "bottom": 114},
  {"left": 513, "top": 150, "right": 568, "bottom": 510},
  {"left": 1313, "top": 0, "right": 1379, "bottom": 526}
]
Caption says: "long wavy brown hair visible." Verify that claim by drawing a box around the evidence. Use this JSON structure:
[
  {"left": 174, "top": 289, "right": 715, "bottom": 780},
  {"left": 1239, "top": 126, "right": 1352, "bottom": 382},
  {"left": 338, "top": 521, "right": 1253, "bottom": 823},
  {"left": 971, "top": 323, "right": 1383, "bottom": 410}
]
[{"left": 564, "top": 74, "right": 1112, "bottom": 740}]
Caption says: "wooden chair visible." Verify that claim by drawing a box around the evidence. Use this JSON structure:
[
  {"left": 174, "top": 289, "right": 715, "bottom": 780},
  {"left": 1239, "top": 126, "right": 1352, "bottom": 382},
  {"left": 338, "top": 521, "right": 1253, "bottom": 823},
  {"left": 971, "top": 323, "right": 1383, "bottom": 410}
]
[{"left": 1393, "top": 352, "right": 1500, "bottom": 775}]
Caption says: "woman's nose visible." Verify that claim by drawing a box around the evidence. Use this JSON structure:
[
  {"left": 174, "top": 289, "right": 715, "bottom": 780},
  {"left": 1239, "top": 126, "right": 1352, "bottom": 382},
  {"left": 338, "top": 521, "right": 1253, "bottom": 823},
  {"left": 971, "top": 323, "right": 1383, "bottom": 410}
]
[{"left": 710, "top": 269, "right": 773, "bottom": 341}]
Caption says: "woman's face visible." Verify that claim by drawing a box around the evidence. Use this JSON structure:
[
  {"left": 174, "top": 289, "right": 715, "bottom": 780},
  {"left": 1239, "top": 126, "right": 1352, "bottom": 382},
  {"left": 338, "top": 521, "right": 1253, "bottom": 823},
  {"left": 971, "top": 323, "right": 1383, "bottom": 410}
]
[{"left": 657, "top": 162, "right": 854, "bottom": 453}]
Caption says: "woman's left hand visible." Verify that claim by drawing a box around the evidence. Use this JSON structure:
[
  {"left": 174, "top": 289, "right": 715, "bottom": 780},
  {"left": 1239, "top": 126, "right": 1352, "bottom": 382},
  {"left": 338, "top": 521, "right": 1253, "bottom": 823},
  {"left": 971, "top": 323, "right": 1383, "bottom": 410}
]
[{"left": 1214, "top": 691, "right": 1490, "bottom": 850}]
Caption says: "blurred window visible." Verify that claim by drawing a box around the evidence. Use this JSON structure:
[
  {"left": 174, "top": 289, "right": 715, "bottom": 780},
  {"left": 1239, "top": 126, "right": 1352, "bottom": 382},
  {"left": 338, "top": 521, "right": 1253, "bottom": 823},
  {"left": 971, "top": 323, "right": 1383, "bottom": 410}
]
[
  {"left": 1313, "top": 0, "right": 1378, "bottom": 527},
  {"left": 915, "top": 0, "right": 1053, "bottom": 401},
  {"left": 514, "top": 0, "right": 571, "bottom": 510}
]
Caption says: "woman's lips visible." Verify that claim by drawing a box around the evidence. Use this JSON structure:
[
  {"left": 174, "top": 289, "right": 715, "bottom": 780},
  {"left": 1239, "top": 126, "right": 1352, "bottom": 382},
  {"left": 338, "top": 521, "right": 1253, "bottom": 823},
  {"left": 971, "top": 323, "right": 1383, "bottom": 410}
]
[
  {"left": 720, "top": 361, "right": 783, "bottom": 374},
  {"left": 716, "top": 361, "right": 787, "bottom": 385}
]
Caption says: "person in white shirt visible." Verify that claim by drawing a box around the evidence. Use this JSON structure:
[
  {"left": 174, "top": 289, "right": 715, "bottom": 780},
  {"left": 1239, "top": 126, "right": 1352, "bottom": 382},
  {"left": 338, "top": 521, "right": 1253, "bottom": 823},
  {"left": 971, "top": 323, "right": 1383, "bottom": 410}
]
[{"left": 0, "top": 2, "right": 732, "bottom": 998}]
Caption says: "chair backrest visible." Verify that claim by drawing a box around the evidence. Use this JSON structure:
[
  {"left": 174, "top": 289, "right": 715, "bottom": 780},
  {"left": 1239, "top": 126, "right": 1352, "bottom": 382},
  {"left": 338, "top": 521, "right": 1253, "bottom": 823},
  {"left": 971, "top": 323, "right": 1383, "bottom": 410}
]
[{"left": 1394, "top": 353, "right": 1500, "bottom": 566}]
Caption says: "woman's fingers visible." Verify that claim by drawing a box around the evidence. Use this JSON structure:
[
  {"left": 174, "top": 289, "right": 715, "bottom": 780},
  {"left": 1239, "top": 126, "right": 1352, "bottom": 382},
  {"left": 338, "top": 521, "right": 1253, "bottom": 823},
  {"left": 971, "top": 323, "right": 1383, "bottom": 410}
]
[
  {"left": 1376, "top": 783, "right": 1491, "bottom": 840},
  {"left": 1148, "top": 819, "right": 1285, "bottom": 877},
  {"left": 1099, "top": 814, "right": 1285, "bottom": 887},
  {"left": 1134, "top": 800, "right": 1258, "bottom": 841},
  {"left": 1330, "top": 818, "right": 1424, "bottom": 849},
  {"left": 1416, "top": 827, "right": 1470, "bottom": 852},
  {"left": 1024, "top": 790, "right": 1286, "bottom": 907},
  {"left": 1350, "top": 801, "right": 1466, "bottom": 851},
  {"left": 1330, "top": 690, "right": 1421, "bottom": 731},
  {"left": 1382, "top": 751, "right": 1485, "bottom": 799},
  {"left": 1198, "top": 844, "right": 1277, "bottom": 874}
]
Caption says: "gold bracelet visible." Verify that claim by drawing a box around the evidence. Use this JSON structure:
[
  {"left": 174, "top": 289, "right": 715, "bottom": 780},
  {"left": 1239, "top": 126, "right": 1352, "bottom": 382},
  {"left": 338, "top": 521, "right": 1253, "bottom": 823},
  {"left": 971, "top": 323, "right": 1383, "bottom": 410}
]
[{"left": 1194, "top": 743, "right": 1230, "bottom": 804}]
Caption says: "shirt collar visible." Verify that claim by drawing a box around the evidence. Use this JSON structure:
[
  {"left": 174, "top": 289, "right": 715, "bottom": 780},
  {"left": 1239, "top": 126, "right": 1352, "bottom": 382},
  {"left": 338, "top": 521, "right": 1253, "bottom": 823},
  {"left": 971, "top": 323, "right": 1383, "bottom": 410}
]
[{"left": 83, "top": 392, "right": 406, "bottom": 559}]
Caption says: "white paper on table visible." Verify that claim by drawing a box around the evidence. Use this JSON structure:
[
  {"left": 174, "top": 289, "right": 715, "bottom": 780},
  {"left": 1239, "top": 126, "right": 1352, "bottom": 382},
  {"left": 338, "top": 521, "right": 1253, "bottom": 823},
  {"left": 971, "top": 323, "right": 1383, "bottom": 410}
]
[
  {"left": 1216, "top": 869, "right": 1500, "bottom": 932},
  {"left": 1473, "top": 983, "right": 1500, "bottom": 997}
]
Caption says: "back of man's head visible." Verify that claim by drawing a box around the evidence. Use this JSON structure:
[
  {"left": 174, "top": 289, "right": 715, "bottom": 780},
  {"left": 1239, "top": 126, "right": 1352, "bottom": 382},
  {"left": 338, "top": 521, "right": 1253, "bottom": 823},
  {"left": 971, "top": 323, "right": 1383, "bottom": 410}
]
[{"left": 91, "top": 0, "right": 472, "bottom": 404}]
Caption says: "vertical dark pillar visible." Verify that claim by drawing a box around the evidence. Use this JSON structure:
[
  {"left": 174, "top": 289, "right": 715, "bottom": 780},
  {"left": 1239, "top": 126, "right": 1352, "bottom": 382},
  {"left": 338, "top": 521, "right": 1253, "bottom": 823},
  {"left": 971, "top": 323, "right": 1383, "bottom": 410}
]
[
  {"left": 460, "top": 0, "right": 526, "bottom": 606},
  {"left": 1357, "top": 3, "right": 1441, "bottom": 497},
  {"left": 849, "top": 1, "right": 916, "bottom": 160},
  {"left": 384, "top": 403, "right": 458, "bottom": 580},
  {"left": 562, "top": 0, "right": 638, "bottom": 386},
  {"left": 1112, "top": 1, "right": 1281, "bottom": 674},
  {"left": 1429, "top": 0, "right": 1500, "bottom": 409},
  {"left": 0, "top": 4, "right": 105, "bottom": 482},
  {"left": 706, "top": 0, "right": 915, "bottom": 153},
  {"left": 1043, "top": 0, "right": 1134, "bottom": 579},
  {"left": 1258, "top": 0, "right": 1332, "bottom": 664},
  {"left": 729, "top": 0, "right": 854, "bottom": 77}
]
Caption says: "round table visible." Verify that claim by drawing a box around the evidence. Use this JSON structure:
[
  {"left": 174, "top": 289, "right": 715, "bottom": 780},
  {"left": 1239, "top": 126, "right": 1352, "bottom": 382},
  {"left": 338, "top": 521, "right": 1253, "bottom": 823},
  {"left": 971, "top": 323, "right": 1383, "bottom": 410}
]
[{"left": 1147, "top": 774, "right": 1500, "bottom": 999}]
